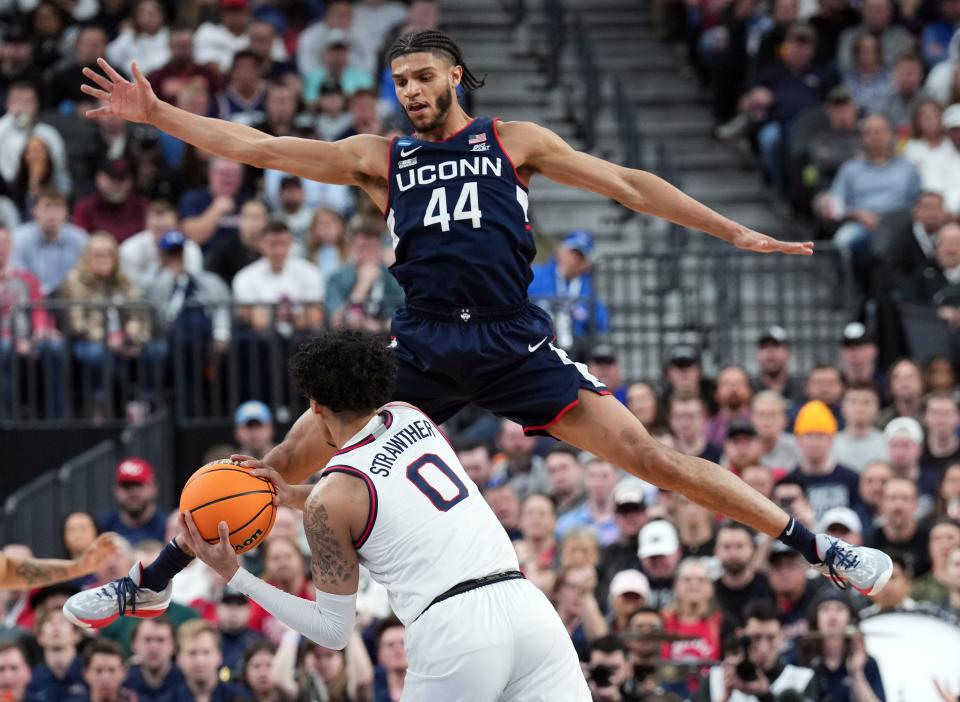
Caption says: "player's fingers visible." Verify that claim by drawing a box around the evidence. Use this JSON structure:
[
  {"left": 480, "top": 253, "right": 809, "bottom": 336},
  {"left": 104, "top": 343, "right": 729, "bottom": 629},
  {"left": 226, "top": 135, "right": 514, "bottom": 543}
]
[
  {"left": 231, "top": 453, "right": 257, "bottom": 464},
  {"left": 217, "top": 521, "right": 231, "bottom": 548},
  {"left": 84, "top": 106, "right": 110, "bottom": 119},
  {"left": 97, "top": 57, "right": 127, "bottom": 84},
  {"left": 80, "top": 84, "right": 110, "bottom": 101},
  {"left": 777, "top": 240, "right": 815, "bottom": 256},
  {"left": 82, "top": 66, "right": 113, "bottom": 91},
  {"left": 130, "top": 60, "right": 147, "bottom": 85},
  {"left": 181, "top": 511, "right": 202, "bottom": 550}
]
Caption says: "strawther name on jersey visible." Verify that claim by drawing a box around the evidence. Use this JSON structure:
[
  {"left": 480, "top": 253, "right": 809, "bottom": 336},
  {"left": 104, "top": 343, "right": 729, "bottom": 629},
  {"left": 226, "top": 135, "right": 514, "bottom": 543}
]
[{"left": 369, "top": 419, "right": 437, "bottom": 476}]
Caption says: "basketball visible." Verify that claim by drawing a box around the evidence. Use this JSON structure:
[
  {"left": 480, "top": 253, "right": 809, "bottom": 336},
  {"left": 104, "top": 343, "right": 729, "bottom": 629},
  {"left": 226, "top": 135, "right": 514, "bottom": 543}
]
[{"left": 180, "top": 459, "right": 277, "bottom": 554}]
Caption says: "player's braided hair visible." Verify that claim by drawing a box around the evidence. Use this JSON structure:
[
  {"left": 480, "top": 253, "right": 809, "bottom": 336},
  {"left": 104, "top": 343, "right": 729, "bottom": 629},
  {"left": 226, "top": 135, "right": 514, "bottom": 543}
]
[{"left": 387, "top": 29, "right": 486, "bottom": 91}]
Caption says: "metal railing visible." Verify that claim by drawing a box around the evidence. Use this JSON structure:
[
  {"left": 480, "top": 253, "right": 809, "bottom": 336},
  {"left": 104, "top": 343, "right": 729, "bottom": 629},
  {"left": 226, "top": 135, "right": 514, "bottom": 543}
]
[
  {"left": 0, "top": 410, "right": 174, "bottom": 552},
  {"left": 1, "top": 300, "right": 316, "bottom": 425},
  {"left": 541, "top": 0, "right": 566, "bottom": 89},
  {"left": 597, "top": 245, "right": 850, "bottom": 381}
]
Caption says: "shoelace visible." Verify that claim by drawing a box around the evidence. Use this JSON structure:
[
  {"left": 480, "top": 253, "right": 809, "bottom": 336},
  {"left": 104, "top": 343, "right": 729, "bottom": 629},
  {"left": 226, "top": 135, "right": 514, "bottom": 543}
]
[
  {"left": 822, "top": 539, "right": 860, "bottom": 590},
  {"left": 101, "top": 577, "right": 139, "bottom": 616}
]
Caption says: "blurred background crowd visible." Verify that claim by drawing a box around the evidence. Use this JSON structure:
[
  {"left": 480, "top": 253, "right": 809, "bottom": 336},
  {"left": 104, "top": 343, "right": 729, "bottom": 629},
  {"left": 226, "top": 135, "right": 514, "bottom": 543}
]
[{"left": 0, "top": 0, "right": 960, "bottom": 700}]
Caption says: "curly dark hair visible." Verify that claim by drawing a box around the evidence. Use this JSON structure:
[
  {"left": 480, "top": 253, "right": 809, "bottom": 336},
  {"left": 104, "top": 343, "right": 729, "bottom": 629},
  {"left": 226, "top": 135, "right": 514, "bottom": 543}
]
[{"left": 289, "top": 331, "right": 396, "bottom": 414}]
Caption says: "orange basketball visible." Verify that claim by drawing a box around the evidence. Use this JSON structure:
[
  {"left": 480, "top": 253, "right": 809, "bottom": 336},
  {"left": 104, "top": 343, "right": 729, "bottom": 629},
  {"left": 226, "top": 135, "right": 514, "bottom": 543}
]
[{"left": 180, "top": 459, "right": 277, "bottom": 554}]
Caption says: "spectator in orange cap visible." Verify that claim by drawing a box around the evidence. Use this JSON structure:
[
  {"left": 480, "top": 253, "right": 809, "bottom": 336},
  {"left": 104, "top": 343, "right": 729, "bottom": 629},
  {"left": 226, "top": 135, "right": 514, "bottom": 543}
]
[{"left": 786, "top": 401, "right": 863, "bottom": 522}]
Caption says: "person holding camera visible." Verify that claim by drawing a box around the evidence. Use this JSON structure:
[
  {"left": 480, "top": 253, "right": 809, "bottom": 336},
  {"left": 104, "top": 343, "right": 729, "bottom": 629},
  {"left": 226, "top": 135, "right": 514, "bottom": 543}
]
[
  {"left": 696, "top": 600, "right": 818, "bottom": 702},
  {"left": 586, "top": 635, "right": 645, "bottom": 702},
  {"left": 804, "top": 591, "right": 885, "bottom": 702}
]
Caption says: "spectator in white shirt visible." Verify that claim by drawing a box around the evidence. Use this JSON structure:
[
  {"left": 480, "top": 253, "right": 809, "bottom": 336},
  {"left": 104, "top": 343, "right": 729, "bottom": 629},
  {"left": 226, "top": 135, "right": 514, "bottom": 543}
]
[
  {"left": 193, "top": 0, "right": 288, "bottom": 74},
  {"left": 231, "top": 220, "right": 324, "bottom": 334},
  {"left": 297, "top": 0, "right": 375, "bottom": 77},
  {"left": 831, "top": 384, "right": 890, "bottom": 471},
  {"left": 0, "top": 83, "right": 67, "bottom": 188},
  {"left": 106, "top": 0, "right": 171, "bottom": 77},
  {"left": 120, "top": 200, "right": 204, "bottom": 291},
  {"left": 352, "top": 0, "right": 408, "bottom": 72},
  {"left": 903, "top": 99, "right": 960, "bottom": 212}
]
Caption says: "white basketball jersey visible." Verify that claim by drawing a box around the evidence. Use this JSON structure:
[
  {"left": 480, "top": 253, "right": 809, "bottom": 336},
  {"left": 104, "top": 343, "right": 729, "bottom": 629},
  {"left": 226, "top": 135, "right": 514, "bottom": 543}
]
[{"left": 321, "top": 402, "right": 519, "bottom": 625}]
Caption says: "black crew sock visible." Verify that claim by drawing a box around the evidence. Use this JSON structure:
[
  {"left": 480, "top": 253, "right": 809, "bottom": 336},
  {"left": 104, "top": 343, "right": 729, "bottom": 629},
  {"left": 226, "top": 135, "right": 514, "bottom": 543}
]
[
  {"left": 777, "top": 517, "right": 821, "bottom": 564},
  {"left": 140, "top": 539, "right": 194, "bottom": 592}
]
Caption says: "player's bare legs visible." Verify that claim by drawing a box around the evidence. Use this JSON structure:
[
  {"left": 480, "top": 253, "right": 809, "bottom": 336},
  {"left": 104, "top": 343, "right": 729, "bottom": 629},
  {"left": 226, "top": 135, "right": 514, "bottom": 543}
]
[
  {"left": 551, "top": 391, "right": 787, "bottom": 535},
  {"left": 551, "top": 390, "right": 893, "bottom": 595}
]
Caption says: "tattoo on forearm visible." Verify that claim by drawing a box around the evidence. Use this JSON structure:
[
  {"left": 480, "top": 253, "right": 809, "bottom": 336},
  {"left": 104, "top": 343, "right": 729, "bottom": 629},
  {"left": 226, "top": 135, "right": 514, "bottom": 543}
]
[
  {"left": 15, "top": 559, "right": 71, "bottom": 586},
  {"left": 304, "top": 501, "right": 351, "bottom": 585}
]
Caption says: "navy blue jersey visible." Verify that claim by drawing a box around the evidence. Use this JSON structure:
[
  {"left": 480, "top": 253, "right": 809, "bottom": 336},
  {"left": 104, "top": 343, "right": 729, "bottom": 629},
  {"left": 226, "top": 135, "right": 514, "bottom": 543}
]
[{"left": 386, "top": 116, "right": 534, "bottom": 308}]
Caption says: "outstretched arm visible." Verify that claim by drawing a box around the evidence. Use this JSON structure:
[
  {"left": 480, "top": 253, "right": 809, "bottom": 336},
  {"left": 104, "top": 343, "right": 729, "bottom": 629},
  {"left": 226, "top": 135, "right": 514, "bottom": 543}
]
[
  {"left": 82, "top": 59, "right": 389, "bottom": 188},
  {"left": 0, "top": 534, "right": 121, "bottom": 590},
  {"left": 502, "top": 121, "right": 813, "bottom": 255}
]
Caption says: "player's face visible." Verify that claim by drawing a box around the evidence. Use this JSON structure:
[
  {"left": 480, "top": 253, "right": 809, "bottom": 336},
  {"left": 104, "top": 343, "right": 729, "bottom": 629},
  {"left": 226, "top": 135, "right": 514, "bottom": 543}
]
[
  {"left": 133, "top": 622, "right": 175, "bottom": 671},
  {"left": 391, "top": 52, "right": 461, "bottom": 134},
  {"left": 0, "top": 649, "right": 30, "bottom": 699},
  {"left": 177, "top": 633, "right": 222, "bottom": 684},
  {"left": 84, "top": 654, "right": 126, "bottom": 698}
]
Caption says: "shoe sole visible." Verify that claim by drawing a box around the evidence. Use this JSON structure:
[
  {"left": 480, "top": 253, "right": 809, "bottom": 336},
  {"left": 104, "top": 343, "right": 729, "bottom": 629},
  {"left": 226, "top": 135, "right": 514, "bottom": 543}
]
[{"left": 62, "top": 604, "right": 169, "bottom": 630}]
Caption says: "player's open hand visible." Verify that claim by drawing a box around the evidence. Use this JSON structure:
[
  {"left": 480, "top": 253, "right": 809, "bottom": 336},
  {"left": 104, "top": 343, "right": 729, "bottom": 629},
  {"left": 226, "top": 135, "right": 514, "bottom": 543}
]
[
  {"left": 180, "top": 511, "right": 240, "bottom": 582},
  {"left": 731, "top": 228, "right": 814, "bottom": 256},
  {"left": 81, "top": 58, "right": 157, "bottom": 123},
  {"left": 76, "top": 533, "right": 122, "bottom": 573}
]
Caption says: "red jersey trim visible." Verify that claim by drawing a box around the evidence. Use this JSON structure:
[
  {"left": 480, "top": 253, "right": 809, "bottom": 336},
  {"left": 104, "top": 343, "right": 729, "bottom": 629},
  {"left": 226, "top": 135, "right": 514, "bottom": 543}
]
[{"left": 492, "top": 118, "right": 530, "bottom": 189}]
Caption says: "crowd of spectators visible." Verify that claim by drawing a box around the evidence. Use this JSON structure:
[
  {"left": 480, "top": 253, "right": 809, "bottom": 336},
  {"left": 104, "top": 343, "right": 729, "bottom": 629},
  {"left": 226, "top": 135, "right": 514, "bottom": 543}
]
[
  {"left": 0, "top": 0, "right": 960, "bottom": 701},
  {"left": 2, "top": 323, "right": 960, "bottom": 701},
  {"left": 0, "top": 0, "right": 451, "bottom": 421},
  {"left": 667, "top": 0, "right": 960, "bottom": 365}
]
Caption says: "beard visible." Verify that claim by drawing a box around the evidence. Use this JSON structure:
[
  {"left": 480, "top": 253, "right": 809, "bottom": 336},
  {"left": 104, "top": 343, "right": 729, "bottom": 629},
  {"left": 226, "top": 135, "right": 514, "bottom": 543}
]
[
  {"left": 723, "top": 560, "right": 748, "bottom": 577},
  {"left": 412, "top": 85, "right": 454, "bottom": 135}
]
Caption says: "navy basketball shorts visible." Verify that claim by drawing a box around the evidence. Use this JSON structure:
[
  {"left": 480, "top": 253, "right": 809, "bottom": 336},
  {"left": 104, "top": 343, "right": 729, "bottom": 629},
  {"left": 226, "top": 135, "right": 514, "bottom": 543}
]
[{"left": 389, "top": 302, "right": 609, "bottom": 437}]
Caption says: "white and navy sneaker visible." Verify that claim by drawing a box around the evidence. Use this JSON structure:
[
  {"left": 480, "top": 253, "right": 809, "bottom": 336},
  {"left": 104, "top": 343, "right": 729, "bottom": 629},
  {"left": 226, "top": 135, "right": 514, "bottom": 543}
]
[
  {"left": 62, "top": 562, "right": 171, "bottom": 629},
  {"left": 814, "top": 534, "right": 893, "bottom": 596}
]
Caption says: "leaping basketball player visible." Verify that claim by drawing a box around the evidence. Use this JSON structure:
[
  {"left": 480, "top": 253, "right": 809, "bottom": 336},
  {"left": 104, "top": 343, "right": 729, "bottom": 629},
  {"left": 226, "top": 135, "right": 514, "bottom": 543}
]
[{"left": 66, "top": 30, "right": 892, "bottom": 649}]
